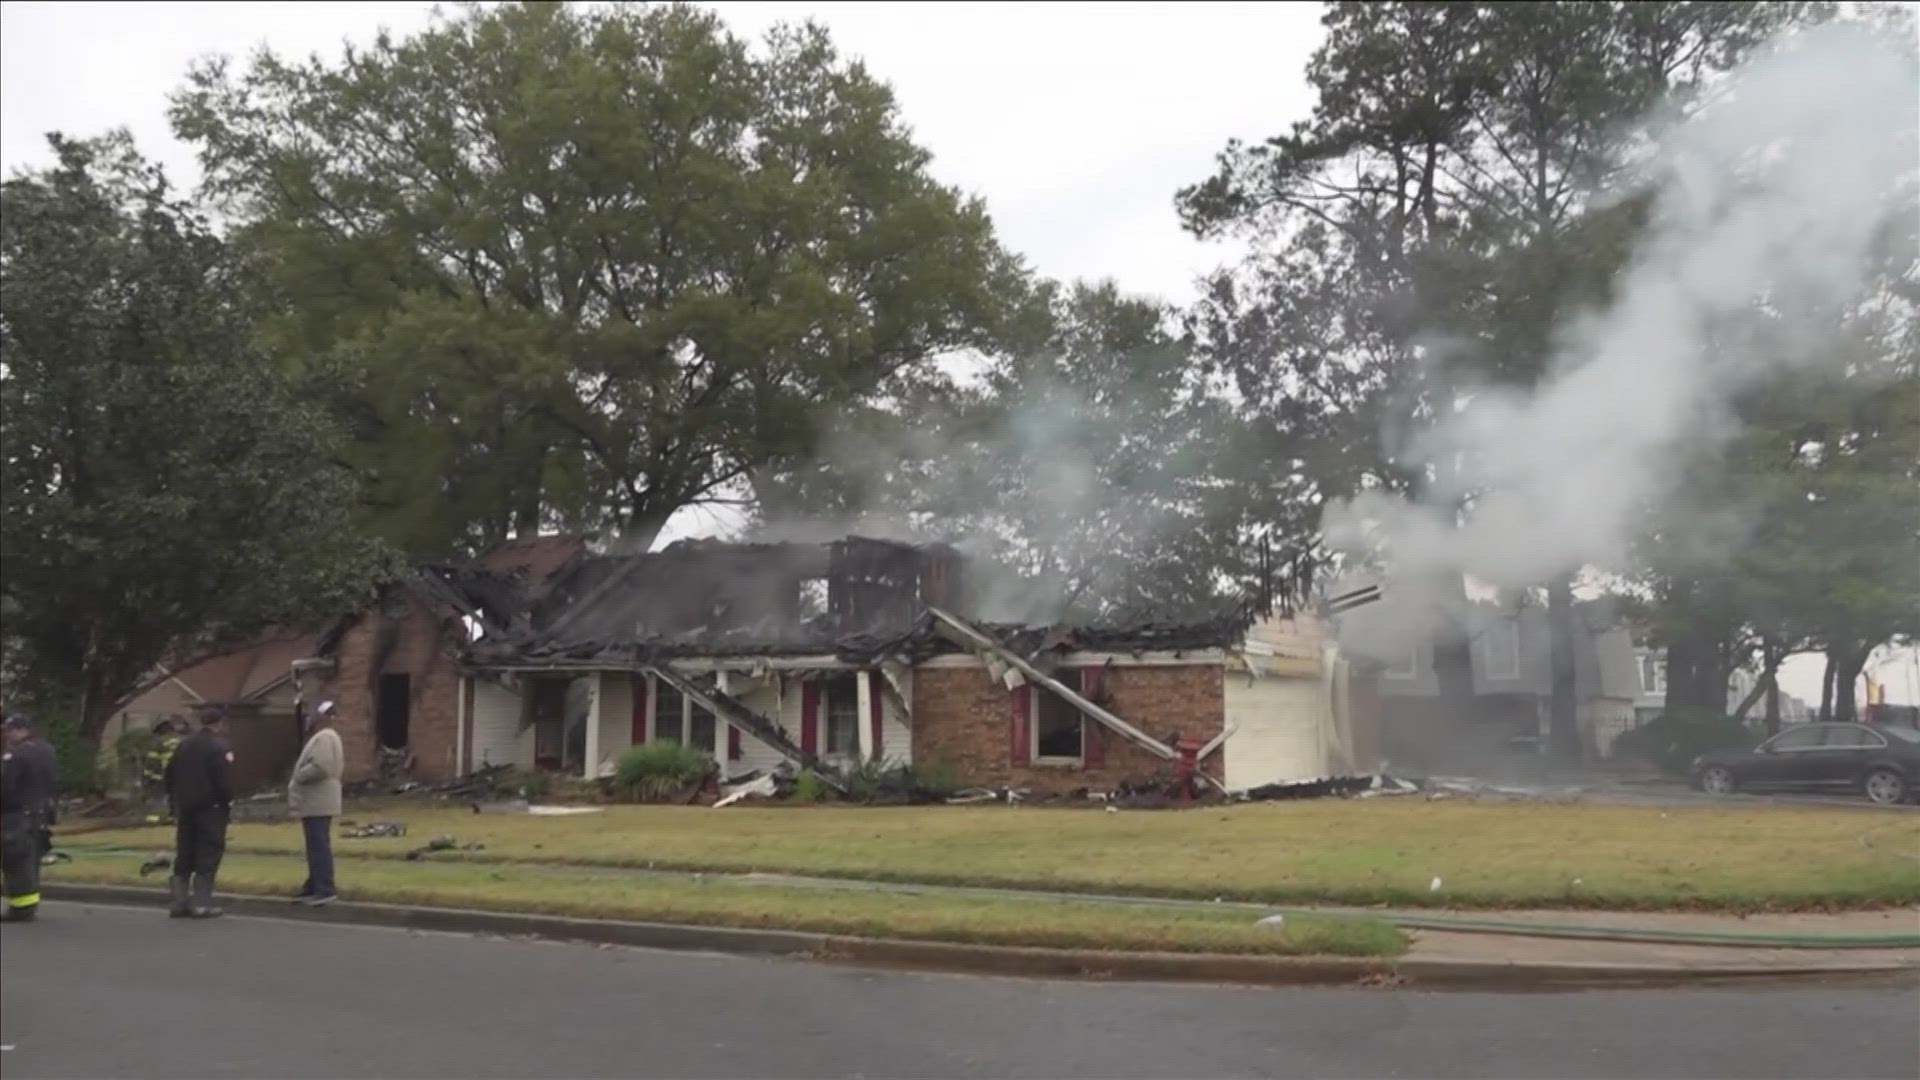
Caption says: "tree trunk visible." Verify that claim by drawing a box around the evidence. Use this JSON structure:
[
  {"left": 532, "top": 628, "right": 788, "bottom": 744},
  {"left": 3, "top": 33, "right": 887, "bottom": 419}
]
[
  {"left": 1730, "top": 677, "right": 1767, "bottom": 725},
  {"left": 1832, "top": 642, "right": 1875, "bottom": 723},
  {"left": 1545, "top": 578, "right": 1581, "bottom": 761},
  {"left": 1763, "top": 672, "right": 1782, "bottom": 736},
  {"left": 1819, "top": 647, "right": 1837, "bottom": 721}
]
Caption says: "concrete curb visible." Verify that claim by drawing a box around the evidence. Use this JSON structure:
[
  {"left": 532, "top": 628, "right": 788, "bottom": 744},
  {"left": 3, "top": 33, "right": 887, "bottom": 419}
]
[{"left": 42, "top": 884, "right": 1920, "bottom": 992}]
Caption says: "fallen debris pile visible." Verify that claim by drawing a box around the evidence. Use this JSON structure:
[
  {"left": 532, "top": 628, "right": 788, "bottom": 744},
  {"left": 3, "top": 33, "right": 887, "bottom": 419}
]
[
  {"left": 1237, "top": 776, "right": 1374, "bottom": 802},
  {"left": 404, "top": 835, "right": 486, "bottom": 860},
  {"left": 339, "top": 821, "right": 408, "bottom": 839}
]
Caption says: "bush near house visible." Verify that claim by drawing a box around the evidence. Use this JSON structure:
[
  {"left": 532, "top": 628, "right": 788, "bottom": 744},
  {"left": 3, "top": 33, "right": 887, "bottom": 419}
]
[
  {"left": 614, "top": 743, "right": 715, "bottom": 802},
  {"left": 1613, "top": 710, "right": 1756, "bottom": 775}
]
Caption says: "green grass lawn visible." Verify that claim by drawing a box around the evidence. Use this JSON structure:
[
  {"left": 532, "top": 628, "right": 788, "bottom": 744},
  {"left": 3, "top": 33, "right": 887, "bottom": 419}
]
[
  {"left": 64, "top": 801, "right": 1920, "bottom": 911},
  {"left": 49, "top": 851, "right": 1404, "bottom": 957}
]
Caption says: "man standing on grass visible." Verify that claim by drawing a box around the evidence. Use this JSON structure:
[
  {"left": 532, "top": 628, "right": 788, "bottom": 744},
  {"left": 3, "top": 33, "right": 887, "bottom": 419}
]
[
  {"left": 1, "top": 713, "right": 58, "bottom": 923},
  {"left": 162, "top": 708, "right": 235, "bottom": 919},
  {"left": 289, "top": 701, "right": 343, "bottom": 906}
]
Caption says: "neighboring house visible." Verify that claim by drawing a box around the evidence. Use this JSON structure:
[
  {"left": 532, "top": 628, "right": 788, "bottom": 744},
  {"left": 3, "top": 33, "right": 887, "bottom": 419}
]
[
  {"left": 104, "top": 630, "right": 323, "bottom": 794},
  {"left": 290, "top": 535, "right": 1372, "bottom": 793},
  {"left": 1337, "top": 593, "right": 1643, "bottom": 771},
  {"left": 1629, "top": 647, "right": 1813, "bottom": 725}
]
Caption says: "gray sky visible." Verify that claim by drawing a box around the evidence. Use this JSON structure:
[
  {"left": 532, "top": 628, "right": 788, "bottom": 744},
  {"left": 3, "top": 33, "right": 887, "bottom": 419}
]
[
  {"left": 5, "top": 1, "right": 1912, "bottom": 706},
  {"left": 1, "top": 0, "right": 1323, "bottom": 304}
]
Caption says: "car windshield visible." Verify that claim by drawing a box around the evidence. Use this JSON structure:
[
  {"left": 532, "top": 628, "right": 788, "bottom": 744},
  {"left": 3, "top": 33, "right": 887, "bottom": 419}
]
[{"left": 1878, "top": 726, "right": 1920, "bottom": 744}]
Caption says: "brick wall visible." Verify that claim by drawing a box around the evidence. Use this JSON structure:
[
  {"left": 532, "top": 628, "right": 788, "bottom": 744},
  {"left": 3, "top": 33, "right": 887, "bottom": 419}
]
[
  {"left": 912, "top": 662, "right": 1225, "bottom": 793},
  {"left": 326, "top": 591, "right": 463, "bottom": 782}
]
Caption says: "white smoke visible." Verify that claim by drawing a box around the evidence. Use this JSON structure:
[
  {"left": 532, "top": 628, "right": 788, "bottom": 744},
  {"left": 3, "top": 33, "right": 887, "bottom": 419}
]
[{"left": 1325, "top": 23, "right": 1920, "bottom": 649}]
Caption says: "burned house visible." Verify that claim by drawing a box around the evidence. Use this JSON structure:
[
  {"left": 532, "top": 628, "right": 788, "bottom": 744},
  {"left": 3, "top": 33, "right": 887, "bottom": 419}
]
[{"left": 407, "top": 535, "right": 1378, "bottom": 794}]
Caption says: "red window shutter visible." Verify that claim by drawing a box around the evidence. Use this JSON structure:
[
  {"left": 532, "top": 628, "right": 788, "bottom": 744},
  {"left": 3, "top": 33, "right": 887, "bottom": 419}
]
[
  {"left": 1080, "top": 666, "right": 1105, "bottom": 767},
  {"left": 867, "top": 670, "right": 885, "bottom": 759},
  {"left": 631, "top": 674, "right": 649, "bottom": 745},
  {"left": 1009, "top": 684, "right": 1032, "bottom": 767},
  {"left": 728, "top": 724, "right": 742, "bottom": 760},
  {"left": 800, "top": 680, "right": 820, "bottom": 756}
]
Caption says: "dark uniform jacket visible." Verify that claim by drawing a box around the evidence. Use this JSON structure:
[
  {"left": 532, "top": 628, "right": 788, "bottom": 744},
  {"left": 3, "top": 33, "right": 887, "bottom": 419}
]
[
  {"left": 1, "top": 738, "right": 59, "bottom": 814},
  {"left": 163, "top": 729, "right": 235, "bottom": 811}
]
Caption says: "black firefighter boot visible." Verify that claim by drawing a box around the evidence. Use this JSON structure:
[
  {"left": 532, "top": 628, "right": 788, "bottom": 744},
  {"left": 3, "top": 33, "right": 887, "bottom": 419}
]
[
  {"left": 168, "top": 874, "right": 192, "bottom": 918},
  {"left": 188, "top": 873, "right": 223, "bottom": 919}
]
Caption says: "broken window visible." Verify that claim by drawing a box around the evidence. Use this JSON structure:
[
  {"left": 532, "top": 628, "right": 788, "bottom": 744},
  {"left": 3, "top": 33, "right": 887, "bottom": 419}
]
[
  {"left": 1034, "top": 670, "right": 1085, "bottom": 763},
  {"left": 823, "top": 673, "right": 861, "bottom": 755},
  {"left": 1638, "top": 652, "right": 1667, "bottom": 694},
  {"left": 798, "top": 578, "right": 829, "bottom": 621},
  {"left": 376, "top": 673, "right": 411, "bottom": 749},
  {"left": 653, "top": 681, "right": 685, "bottom": 744}
]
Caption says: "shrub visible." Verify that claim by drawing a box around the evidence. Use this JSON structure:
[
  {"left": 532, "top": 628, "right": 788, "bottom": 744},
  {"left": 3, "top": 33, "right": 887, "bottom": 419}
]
[
  {"left": 840, "top": 757, "right": 959, "bottom": 804},
  {"left": 1612, "top": 710, "right": 1756, "bottom": 774},
  {"left": 792, "top": 769, "right": 831, "bottom": 803},
  {"left": 614, "top": 742, "right": 714, "bottom": 801}
]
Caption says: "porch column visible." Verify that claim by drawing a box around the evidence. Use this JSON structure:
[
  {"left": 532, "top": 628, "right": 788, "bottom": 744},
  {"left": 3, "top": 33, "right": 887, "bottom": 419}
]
[
  {"left": 715, "top": 670, "right": 733, "bottom": 764},
  {"left": 583, "top": 673, "right": 603, "bottom": 781},
  {"left": 856, "top": 668, "right": 876, "bottom": 762}
]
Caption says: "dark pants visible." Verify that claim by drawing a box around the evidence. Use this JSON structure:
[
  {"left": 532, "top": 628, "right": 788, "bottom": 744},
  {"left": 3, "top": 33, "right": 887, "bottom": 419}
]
[
  {"left": 173, "top": 806, "right": 230, "bottom": 877},
  {"left": 1, "top": 810, "right": 42, "bottom": 910},
  {"left": 300, "top": 816, "right": 335, "bottom": 896}
]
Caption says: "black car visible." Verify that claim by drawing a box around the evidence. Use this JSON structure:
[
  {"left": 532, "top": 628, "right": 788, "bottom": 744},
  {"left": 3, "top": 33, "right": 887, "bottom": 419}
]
[{"left": 1692, "top": 722, "right": 1920, "bottom": 805}]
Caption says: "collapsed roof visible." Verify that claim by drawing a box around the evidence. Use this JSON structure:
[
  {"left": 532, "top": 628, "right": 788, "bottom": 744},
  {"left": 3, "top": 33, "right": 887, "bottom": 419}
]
[{"left": 459, "top": 535, "right": 1252, "bottom": 667}]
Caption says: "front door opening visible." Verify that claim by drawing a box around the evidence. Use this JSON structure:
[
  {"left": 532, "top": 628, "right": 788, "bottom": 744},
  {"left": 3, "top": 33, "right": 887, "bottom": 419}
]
[{"left": 376, "top": 673, "right": 412, "bottom": 749}]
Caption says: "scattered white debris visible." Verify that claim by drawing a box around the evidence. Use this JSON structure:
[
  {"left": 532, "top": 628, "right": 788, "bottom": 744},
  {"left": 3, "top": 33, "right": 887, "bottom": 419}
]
[
  {"left": 1430, "top": 876, "right": 1444, "bottom": 893},
  {"left": 1256, "top": 914, "right": 1287, "bottom": 931},
  {"left": 1105, "top": 805, "right": 1119, "bottom": 814},
  {"left": 526, "top": 805, "right": 604, "bottom": 816},
  {"left": 714, "top": 774, "right": 779, "bottom": 808}
]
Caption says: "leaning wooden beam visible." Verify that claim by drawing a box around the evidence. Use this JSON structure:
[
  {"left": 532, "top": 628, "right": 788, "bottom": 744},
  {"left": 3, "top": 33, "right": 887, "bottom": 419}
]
[
  {"left": 926, "top": 607, "right": 1177, "bottom": 762},
  {"left": 1196, "top": 723, "right": 1238, "bottom": 763},
  {"left": 642, "top": 664, "right": 847, "bottom": 793}
]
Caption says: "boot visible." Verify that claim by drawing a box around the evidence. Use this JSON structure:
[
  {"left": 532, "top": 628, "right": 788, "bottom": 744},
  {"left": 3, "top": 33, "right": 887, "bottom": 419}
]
[
  {"left": 3, "top": 902, "right": 36, "bottom": 922},
  {"left": 188, "top": 873, "right": 223, "bottom": 919},
  {"left": 168, "top": 875, "right": 192, "bottom": 918}
]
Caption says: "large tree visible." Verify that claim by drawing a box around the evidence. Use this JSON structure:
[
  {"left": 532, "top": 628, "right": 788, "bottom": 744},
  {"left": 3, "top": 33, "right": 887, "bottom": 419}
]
[
  {"left": 172, "top": 1, "right": 1014, "bottom": 558},
  {"left": 0, "top": 133, "right": 390, "bottom": 749},
  {"left": 1179, "top": 1, "right": 1821, "bottom": 756}
]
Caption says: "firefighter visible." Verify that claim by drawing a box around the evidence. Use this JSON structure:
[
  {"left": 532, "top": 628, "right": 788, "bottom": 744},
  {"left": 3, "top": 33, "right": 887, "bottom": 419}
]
[
  {"left": 1, "top": 713, "right": 60, "bottom": 922},
  {"left": 143, "top": 718, "right": 183, "bottom": 804},
  {"left": 162, "top": 707, "right": 235, "bottom": 919}
]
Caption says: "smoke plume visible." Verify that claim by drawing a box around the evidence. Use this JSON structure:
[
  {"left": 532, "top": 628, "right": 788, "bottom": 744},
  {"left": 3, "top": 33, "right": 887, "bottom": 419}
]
[{"left": 1325, "top": 22, "right": 1920, "bottom": 650}]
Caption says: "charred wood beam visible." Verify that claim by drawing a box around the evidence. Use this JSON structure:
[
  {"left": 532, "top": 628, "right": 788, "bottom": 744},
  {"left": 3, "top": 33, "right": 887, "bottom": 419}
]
[
  {"left": 642, "top": 663, "right": 848, "bottom": 792},
  {"left": 926, "top": 607, "right": 1177, "bottom": 762}
]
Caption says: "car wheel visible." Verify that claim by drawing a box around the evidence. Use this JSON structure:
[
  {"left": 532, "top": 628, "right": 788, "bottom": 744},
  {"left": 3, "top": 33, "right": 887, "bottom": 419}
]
[
  {"left": 1863, "top": 769, "right": 1907, "bottom": 806},
  {"left": 1699, "top": 766, "right": 1737, "bottom": 796}
]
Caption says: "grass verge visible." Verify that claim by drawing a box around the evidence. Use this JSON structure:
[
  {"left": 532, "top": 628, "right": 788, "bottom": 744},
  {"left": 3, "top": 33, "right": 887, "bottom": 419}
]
[
  {"left": 63, "top": 801, "right": 1920, "bottom": 911},
  {"left": 47, "top": 851, "right": 1405, "bottom": 958}
]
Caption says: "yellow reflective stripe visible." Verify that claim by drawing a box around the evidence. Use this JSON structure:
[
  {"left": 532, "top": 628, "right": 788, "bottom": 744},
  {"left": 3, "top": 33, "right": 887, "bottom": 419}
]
[{"left": 8, "top": 893, "right": 41, "bottom": 908}]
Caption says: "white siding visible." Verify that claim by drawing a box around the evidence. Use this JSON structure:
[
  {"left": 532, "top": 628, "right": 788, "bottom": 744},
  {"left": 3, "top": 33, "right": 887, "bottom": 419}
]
[
  {"left": 595, "top": 673, "right": 635, "bottom": 777},
  {"left": 469, "top": 677, "right": 533, "bottom": 771},
  {"left": 879, "top": 669, "right": 912, "bottom": 767},
  {"left": 722, "top": 673, "right": 799, "bottom": 777},
  {"left": 1223, "top": 671, "right": 1339, "bottom": 790}
]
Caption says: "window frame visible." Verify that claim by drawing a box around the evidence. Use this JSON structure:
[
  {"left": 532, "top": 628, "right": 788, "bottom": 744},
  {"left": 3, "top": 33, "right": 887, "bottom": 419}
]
[
  {"left": 1638, "top": 652, "right": 1667, "bottom": 695},
  {"left": 1031, "top": 670, "right": 1087, "bottom": 766},
  {"left": 821, "top": 674, "right": 862, "bottom": 757},
  {"left": 649, "top": 675, "right": 717, "bottom": 753},
  {"left": 1383, "top": 644, "right": 1420, "bottom": 680},
  {"left": 1826, "top": 725, "right": 1889, "bottom": 751}
]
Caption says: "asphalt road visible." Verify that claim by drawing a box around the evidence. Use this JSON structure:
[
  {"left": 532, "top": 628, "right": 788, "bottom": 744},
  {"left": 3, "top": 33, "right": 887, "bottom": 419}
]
[{"left": 3, "top": 905, "right": 1916, "bottom": 1080}]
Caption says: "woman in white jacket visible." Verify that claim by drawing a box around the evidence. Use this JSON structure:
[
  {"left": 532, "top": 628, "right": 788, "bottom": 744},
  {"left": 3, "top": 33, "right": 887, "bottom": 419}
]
[{"left": 288, "top": 701, "right": 344, "bottom": 905}]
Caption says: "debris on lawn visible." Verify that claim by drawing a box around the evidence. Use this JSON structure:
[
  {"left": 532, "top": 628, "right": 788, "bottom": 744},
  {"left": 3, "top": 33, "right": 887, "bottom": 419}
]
[
  {"left": 714, "top": 774, "right": 780, "bottom": 808},
  {"left": 471, "top": 799, "right": 531, "bottom": 814},
  {"left": 1256, "top": 914, "right": 1287, "bottom": 931},
  {"left": 945, "top": 786, "right": 1031, "bottom": 805},
  {"left": 1237, "top": 776, "right": 1374, "bottom": 802},
  {"left": 138, "top": 853, "right": 171, "bottom": 877},
  {"left": 404, "top": 835, "right": 486, "bottom": 860},
  {"left": 526, "top": 805, "right": 603, "bottom": 816},
  {"left": 339, "top": 821, "right": 408, "bottom": 839},
  {"left": 39, "top": 849, "right": 71, "bottom": 866}
]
